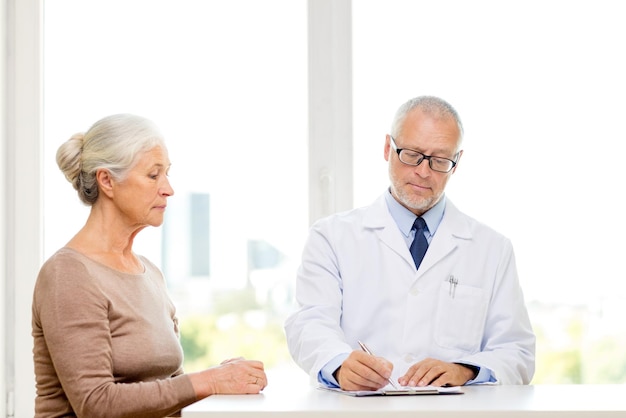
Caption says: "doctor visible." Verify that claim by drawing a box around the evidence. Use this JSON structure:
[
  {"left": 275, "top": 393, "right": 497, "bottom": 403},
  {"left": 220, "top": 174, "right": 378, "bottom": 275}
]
[{"left": 285, "top": 95, "right": 535, "bottom": 391}]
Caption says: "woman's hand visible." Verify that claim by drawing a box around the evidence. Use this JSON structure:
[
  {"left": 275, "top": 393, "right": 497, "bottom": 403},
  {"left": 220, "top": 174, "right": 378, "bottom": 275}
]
[{"left": 189, "top": 357, "right": 267, "bottom": 398}]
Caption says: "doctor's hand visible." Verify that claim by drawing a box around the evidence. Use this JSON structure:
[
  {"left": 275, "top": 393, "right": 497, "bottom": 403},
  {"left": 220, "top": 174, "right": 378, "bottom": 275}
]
[
  {"left": 334, "top": 351, "right": 394, "bottom": 391},
  {"left": 399, "top": 358, "right": 476, "bottom": 387}
]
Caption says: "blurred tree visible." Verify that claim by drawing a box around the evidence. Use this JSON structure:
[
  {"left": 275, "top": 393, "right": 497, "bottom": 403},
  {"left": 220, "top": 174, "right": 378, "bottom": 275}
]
[{"left": 179, "top": 312, "right": 290, "bottom": 372}]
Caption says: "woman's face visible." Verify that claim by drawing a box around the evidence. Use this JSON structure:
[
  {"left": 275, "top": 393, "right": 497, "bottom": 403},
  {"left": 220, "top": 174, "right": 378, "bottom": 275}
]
[{"left": 111, "top": 145, "right": 174, "bottom": 228}]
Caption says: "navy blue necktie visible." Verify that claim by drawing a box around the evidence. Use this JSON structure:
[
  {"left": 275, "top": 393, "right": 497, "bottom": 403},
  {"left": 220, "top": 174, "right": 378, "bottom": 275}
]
[{"left": 410, "top": 217, "right": 429, "bottom": 269}]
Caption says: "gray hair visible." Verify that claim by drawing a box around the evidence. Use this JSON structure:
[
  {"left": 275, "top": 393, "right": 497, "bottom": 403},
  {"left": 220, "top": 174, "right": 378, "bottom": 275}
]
[
  {"left": 390, "top": 95, "right": 464, "bottom": 148},
  {"left": 56, "top": 113, "right": 166, "bottom": 205}
]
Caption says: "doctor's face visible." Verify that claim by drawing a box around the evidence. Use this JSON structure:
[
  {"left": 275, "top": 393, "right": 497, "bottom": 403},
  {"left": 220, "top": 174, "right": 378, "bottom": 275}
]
[{"left": 385, "top": 108, "right": 462, "bottom": 216}]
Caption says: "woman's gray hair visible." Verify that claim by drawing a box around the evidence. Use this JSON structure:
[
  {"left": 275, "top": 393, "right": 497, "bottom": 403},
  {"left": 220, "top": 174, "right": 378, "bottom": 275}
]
[
  {"left": 56, "top": 113, "right": 165, "bottom": 205},
  {"left": 390, "top": 95, "right": 464, "bottom": 148}
]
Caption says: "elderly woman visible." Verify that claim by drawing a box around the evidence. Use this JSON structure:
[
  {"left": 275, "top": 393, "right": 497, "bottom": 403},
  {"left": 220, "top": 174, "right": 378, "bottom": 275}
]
[{"left": 32, "top": 114, "right": 267, "bottom": 418}]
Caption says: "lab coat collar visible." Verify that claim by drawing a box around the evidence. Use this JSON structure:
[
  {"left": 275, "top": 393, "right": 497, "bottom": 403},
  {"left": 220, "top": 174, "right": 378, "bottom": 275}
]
[
  {"left": 363, "top": 193, "right": 473, "bottom": 276},
  {"left": 418, "top": 200, "right": 473, "bottom": 275}
]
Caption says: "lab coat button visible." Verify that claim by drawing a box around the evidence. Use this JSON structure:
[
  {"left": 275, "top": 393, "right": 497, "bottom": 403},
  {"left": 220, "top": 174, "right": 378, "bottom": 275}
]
[
  {"left": 409, "top": 288, "right": 419, "bottom": 296},
  {"left": 404, "top": 354, "right": 414, "bottom": 363}
]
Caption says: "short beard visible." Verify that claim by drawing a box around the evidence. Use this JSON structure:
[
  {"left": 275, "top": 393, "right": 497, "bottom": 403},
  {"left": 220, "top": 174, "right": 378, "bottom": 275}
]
[
  {"left": 394, "top": 186, "right": 436, "bottom": 213},
  {"left": 389, "top": 169, "right": 438, "bottom": 214}
]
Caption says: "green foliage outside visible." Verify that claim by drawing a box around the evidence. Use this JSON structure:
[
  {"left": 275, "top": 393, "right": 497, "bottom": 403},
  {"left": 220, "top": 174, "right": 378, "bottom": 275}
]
[
  {"left": 178, "top": 287, "right": 292, "bottom": 372},
  {"left": 532, "top": 320, "right": 584, "bottom": 384},
  {"left": 180, "top": 312, "right": 291, "bottom": 372},
  {"left": 531, "top": 306, "right": 626, "bottom": 384},
  {"left": 581, "top": 332, "right": 626, "bottom": 384},
  {"left": 178, "top": 293, "right": 626, "bottom": 384}
]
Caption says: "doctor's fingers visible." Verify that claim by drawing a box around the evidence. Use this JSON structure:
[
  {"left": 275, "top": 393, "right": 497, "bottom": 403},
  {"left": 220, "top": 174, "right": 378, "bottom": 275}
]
[
  {"left": 339, "top": 354, "right": 392, "bottom": 391},
  {"left": 350, "top": 350, "right": 394, "bottom": 380},
  {"left": 400, "top": 358, "right": 450, "bottom": 387},
  {"left": 337, "top": 363, "right": 388, "bottom": 391}
]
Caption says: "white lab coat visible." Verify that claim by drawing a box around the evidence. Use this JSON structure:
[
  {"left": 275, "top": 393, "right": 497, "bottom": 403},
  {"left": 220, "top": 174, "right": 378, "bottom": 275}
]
[{"left": 285, "top": 193, "right": 535, "bottom": 385}]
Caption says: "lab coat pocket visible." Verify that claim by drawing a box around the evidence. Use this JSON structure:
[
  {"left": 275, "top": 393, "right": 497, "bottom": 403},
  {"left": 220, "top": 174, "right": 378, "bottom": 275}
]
[{"left": 434, "top": 281, "right": 488, "bottom": 353}]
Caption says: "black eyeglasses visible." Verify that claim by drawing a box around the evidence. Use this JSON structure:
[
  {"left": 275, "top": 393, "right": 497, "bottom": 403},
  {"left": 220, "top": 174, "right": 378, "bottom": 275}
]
[{"left": 389, "top": 135, "right": 458, "bottom": 173}]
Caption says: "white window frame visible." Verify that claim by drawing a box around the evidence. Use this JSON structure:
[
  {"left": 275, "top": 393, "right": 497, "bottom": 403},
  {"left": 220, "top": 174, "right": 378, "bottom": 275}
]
[
  {"left": 2, "top": 0, "right": 43, "bottom": 416},
  {"left": 308, "top": 0, "right": 353, "bottom": 223}
]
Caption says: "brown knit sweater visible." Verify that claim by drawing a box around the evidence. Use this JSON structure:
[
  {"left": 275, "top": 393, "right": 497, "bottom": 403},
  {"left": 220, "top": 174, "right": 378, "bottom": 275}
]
[{"left": 32, "top": 248, "right": 197, "bottom": 418}]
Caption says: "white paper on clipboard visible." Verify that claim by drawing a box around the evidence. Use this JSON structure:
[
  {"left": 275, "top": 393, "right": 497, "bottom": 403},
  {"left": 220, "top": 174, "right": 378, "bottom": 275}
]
[{"left": 319, "top": 384, "right": 464, "bottom": 397}]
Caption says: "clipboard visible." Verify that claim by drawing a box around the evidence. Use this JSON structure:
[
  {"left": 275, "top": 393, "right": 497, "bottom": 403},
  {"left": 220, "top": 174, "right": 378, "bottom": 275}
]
[{"left": 319, "top": 385, "right": 464, "bottom": 397}]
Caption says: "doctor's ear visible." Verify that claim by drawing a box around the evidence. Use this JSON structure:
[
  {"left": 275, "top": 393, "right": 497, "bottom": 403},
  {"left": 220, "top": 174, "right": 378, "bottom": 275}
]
[
  {"left": 384, "top": 135, "right": 392, "bottom": 162},
  {"left": 451, "top": 150, "right": 464, "bottom": 173}
]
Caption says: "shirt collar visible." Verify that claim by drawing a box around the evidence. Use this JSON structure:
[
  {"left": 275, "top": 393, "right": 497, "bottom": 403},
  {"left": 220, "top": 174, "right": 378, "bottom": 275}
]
[{"left": 384, "top": 188, "right": 446, "bottom": 239}]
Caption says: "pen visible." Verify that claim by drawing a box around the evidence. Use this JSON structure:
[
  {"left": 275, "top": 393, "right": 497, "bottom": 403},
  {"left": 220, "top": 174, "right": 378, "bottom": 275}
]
[
  {"left": 357, "top": 340, "right": 399, "bottom": 389},
  {"left": 448, "top": 275, "right": 458, "bottom": 298}
]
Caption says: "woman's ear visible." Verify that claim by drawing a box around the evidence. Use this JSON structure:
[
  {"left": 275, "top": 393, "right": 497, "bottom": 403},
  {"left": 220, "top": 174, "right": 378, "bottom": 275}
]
[{"left": 96, "top": 169, "right": 114, "bottom": 198}]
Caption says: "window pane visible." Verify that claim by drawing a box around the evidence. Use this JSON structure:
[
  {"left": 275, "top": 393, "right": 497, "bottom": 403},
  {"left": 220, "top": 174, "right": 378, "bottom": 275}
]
[
  {"left": 44, "top": 0, "right": 307, "bottom": 372},
  {"left": 353, "top": 0, "right": 626, "bottom": 383}
]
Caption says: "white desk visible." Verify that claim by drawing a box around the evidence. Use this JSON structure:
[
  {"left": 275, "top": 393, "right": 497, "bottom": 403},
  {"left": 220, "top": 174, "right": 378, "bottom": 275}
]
[{"left": 183, "top": 370, "right": 626, "bottom": 418}]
